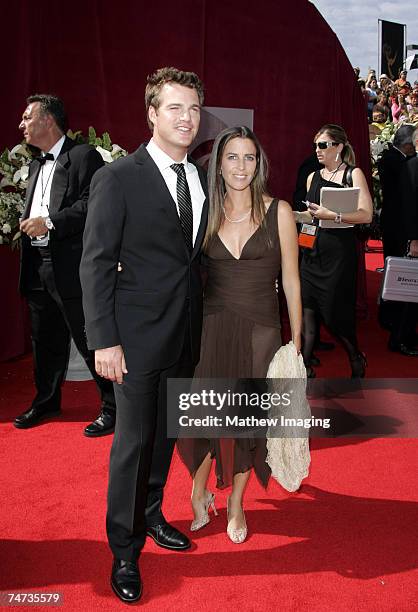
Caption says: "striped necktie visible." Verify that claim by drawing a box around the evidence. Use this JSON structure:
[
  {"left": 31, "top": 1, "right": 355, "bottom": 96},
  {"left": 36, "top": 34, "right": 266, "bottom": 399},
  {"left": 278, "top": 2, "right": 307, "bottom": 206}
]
[{"left": 171, "top": 163, "right": 193, "bottom": 252}]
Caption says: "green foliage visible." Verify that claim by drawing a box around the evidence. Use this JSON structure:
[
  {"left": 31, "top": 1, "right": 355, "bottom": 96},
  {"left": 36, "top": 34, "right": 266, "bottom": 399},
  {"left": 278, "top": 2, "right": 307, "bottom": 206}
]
[
  {"left": 102, "top": 132, "right": 112, "bottom": 150},
  {"left": 88, "top": 126, "right": 97, "bottom": 145}
]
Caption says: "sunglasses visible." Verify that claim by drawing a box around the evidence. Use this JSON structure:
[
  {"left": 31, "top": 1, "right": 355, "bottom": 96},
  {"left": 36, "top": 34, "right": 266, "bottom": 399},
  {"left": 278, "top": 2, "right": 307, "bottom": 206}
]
[{"left": 314, "top": 141, "right": 339, "bottom": 150}]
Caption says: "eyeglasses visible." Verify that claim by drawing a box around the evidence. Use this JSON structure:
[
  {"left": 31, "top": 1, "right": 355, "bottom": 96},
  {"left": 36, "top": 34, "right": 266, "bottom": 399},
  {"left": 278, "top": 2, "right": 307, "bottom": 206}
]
[{"left": 314, "top": 141, "right": 339, "bottom": 150}]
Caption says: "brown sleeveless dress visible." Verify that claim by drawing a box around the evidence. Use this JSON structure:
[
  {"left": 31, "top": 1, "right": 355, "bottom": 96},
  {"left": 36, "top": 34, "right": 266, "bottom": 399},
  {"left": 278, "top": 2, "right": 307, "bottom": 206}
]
[{"left": 177, "top": 199, "right": 282, "bottom": 488}]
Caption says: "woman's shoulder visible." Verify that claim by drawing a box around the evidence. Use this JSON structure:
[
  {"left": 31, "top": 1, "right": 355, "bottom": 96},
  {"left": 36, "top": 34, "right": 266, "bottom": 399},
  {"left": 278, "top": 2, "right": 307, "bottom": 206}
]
[
  {"left": 262, "top": 197, "right": 293, "bottom": 228},
  {"left": 264, "top": 196, "right": 291, "bottom": 210},
  {"left": 275, "top": 199, "right": 293, "bottom": 220},
  {"left": 307, "top": 169, "right": 320, "bottom": 189}
]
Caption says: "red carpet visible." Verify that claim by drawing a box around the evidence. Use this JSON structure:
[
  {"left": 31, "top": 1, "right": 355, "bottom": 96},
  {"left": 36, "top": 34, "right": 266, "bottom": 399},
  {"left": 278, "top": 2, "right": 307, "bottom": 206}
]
[{"left": 1, "top": 242, "right": 417, "bottom": 611}]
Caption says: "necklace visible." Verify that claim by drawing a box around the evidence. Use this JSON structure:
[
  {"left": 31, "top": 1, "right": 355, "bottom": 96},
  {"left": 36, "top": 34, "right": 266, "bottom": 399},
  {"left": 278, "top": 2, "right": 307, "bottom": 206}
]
[
  {"left": 323, "top": 162, "right": 343, "bottom": 183},
  {"left": 40, "top": 159, "right": 57, "bottom": 214},
  {"left": 222, "top": 205, "right": 251, "bottom": 223}
]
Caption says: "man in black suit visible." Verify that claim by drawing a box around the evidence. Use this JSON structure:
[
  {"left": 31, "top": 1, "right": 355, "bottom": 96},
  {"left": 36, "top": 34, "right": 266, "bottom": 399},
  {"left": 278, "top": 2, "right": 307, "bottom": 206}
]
[
  {"left": 403, "top": 127, "right": 418, "bottom": 258},
  {"left": 378, "top": 124, "right": 416, "bottom": 260},
  {"left": 15, "top": 94, "right": 116, "bottom": 434},
  {"left": 377, "top": 124, "right": 418, "bottom": 353},
  {"left": 80, "top": 68, "right": 207, "bottom": 603},
  {"left": 392, "top": 127, "right": 418, "bottom": 350}
]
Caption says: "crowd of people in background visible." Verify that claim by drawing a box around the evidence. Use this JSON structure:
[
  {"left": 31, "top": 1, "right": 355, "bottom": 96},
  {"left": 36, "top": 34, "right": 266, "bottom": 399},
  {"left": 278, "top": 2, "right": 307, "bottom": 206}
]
[
  {"left": 352, "top": 65, "right": 418, "bottom": 359},
  {"left": 354, "top": 67, "right": 418, "bottom": 139}
]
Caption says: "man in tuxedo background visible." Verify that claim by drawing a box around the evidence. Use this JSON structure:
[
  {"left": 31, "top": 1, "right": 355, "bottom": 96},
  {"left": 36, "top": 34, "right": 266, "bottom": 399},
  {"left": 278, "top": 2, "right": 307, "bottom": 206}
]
[
  {"left": 80, "top": 68, "right": 207, "bottom": 603},
  {"left": 378, "top": 125, "right": 416, "bottom": 261},
  {"left": 393, "top": 126, "right": 418, "bottom": 351},
  {"left": 15, "top": 95, "right": 116, "bottom": 434},
  {"left": 377, "top": 123, "right": 418, "bottom": 354},
  {"left": 403, "top": 127, "right": 418, "bottom": 259}
]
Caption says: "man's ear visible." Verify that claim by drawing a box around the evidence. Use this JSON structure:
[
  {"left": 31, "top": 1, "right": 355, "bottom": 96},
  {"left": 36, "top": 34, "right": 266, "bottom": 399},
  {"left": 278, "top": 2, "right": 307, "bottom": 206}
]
[{"left": 43, "top": 113, "right": 54, "bottom": 130}]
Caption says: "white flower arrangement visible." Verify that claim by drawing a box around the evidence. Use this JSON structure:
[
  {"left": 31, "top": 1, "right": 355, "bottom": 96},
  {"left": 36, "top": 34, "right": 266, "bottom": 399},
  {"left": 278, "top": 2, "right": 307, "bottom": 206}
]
[
  {"left": 370, "top": 119, "right": 417, "bottom": 222},
  {"left": 0, "top": 128, "right": 128, "bottom": 249},
  {"left": 0, "top": 142, "right": 32, "bottom": 192},
  {"left": 0, "top": 191, "right": 25, "bottom": 246}
]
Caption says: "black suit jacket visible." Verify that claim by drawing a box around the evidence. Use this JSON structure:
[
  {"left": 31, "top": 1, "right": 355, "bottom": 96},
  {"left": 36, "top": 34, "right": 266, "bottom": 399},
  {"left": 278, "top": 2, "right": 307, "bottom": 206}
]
[
  {"left": 19, "top": 136, "right": 104, "bottom": 298},
  {"left": 401, "top": 155, "right": 418, "bottom": 241},
  {"left": 80, "top": 144, "right": 208, "bottom": 370},
  {"left": 377, "top": 145, "right": 409, "bottom": 234}
]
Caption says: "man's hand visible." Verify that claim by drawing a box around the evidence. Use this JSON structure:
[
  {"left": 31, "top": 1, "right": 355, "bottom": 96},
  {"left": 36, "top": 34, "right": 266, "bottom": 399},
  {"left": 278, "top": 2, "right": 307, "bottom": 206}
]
[
  {"left": 20, "top": 216, "right": 48, "bottom": 238},
  {"left": 408, "top": 239, "right": 418, "bottom": 257},
  {"left": 95, "top": 345, "right": 128, "bottom": 384}
]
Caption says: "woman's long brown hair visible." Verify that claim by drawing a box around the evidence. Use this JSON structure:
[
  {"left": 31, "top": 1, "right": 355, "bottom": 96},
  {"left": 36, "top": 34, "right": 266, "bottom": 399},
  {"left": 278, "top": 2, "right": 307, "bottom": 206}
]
[{"left": 203, "top": 126, "right": 270, "bottom": 251}]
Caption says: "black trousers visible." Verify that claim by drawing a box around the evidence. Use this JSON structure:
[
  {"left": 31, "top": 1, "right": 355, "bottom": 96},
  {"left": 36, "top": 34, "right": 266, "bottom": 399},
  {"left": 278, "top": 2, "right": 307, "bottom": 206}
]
[
  {"left": 26, "top": 256, "right": 115, "bottom": 413},
  {"left": 107, "top": 336, "right": 194, "bottom": 561},
  {"left": 380, "top": 236, "right": 417, "bottom": 343},
  {"left": 389, "top": 302, "right": 418, "bottom": 347}
]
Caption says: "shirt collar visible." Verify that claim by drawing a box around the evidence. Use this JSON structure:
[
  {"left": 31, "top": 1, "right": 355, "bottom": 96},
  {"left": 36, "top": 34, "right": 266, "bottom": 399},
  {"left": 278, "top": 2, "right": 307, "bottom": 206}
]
[
  {"left": 147, "top": 138, "right": 189, "bottom": 172},
  {"left": 44, "top": 135, "right": 66, "bottom": 160}
]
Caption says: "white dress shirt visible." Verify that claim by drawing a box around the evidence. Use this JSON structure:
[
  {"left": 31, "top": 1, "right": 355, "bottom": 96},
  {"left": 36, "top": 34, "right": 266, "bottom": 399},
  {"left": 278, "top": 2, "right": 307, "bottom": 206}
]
[
  {"left": 146, "top": 138, "right": 205, "bottom": 245},
  {"left": 30, "top": 135, "right": 66, "bottom": 219}
]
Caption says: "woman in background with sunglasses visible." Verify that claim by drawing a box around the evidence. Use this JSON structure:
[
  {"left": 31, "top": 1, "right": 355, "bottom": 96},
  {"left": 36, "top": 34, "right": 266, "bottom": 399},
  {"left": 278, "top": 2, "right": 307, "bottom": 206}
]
[{"left": 297, "top": 124, "right": 373, "bottom": 377}]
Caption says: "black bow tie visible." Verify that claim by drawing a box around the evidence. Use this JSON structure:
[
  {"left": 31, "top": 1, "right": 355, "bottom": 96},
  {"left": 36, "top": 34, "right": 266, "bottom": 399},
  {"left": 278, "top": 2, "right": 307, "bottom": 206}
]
[{"left": 35, "top": 153, "right": 54, "bottom": 165}]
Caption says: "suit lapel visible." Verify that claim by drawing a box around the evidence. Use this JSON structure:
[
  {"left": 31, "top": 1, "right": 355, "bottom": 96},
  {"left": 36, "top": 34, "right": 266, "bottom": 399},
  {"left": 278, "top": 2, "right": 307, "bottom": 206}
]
[
  {"left": 134, "top": 145, "right": 191, "bottom": 257},
  {"left": 190, "top": 160, "right": 208, "bottom": 261},
  {"left": 23, "top": 136, "right": 73, "bottom": 217},
  {"left": 134, "top": 145, "right": 208, "bottom": 261},
  {"left": 22, "top": 162, "right": 41, "bottom": 219}
]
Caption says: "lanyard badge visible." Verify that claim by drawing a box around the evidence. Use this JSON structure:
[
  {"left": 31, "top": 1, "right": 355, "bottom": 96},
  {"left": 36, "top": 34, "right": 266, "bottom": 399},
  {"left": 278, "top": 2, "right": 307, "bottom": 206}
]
[{"left": 298, "top": 223, "right": 318, "bottom": 249}]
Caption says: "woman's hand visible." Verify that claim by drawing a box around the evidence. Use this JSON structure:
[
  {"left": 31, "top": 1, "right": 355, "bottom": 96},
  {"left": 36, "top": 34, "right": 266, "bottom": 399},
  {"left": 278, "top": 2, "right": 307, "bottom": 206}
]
[
  {"left": 307, "top": 202, "right": 334, "bottom": 221},
  {"left": 292, "top": 337, "right": 302, "bottom": 355}
]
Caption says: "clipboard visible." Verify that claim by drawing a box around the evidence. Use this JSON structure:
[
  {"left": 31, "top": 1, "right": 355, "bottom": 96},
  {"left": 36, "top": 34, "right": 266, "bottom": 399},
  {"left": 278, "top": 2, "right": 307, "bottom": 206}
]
[{"left": 319, "top": 187, "right": 359, "bottom": 228}]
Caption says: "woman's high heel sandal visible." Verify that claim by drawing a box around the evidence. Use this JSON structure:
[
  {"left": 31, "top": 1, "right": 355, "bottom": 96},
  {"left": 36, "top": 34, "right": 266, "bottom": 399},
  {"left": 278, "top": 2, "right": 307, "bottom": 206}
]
[
  {"left": 350, "top": 352, "right": 367, "bottom": 378},
  {"left": 190, "top": 490, "right": 218, "bottom": 531},
  {"left": 226, "top": 496, "right": 247, "bottom": 544}
]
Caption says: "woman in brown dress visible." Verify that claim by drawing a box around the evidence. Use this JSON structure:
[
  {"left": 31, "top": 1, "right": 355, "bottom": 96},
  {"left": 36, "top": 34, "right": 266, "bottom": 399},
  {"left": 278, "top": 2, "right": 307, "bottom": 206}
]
[{"left": 177, "top": 126, "right": 302, "bottom": 543}]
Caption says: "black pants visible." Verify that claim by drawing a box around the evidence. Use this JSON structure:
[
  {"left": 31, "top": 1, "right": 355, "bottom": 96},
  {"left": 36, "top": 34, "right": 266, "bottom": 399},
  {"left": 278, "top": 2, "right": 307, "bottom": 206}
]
[
  {"left": 380, "top": 236, "right": 417, "bottom": 342},
  {"left": 107, "top": 339, "right": 194, "bottom": 561},
  {"left": 26, "top": 257, "right": 115, "bottom": 413},
  {"left": 389, "top": 302, "right": 418, "bottom": 347}
]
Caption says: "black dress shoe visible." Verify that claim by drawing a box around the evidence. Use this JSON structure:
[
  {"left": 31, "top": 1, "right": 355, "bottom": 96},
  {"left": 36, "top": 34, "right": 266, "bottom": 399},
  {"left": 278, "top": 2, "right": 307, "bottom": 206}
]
[
  {"left": 84, "top": 410, "right": 116, "bottom": 437},
  {"left": 14, "top": 407, "right": 61, "bottom": 429},
  {"left": 111, "top": 559, "right": 142, "bottom": 603},
  {"left": 147, "top": 522, "right": 191, "bottom": 550},
  {"left": 388, "top": 342, "right": 418, "bottom": 357}
]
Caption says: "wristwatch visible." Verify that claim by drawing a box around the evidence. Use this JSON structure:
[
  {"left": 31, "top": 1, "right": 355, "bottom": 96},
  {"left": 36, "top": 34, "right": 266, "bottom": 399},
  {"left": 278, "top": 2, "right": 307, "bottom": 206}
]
[
  {"left": 334, "top": 212, "right": 342, "bottom": 224},
  {"left": 44, "top": 216, "right": 55, "bottom": 230}
]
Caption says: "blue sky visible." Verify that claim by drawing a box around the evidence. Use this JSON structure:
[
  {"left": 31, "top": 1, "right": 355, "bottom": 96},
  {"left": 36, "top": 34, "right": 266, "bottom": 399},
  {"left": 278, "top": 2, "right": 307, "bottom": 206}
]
[{"left": 310, "top": 1, "right": 418, "bottom": 76}]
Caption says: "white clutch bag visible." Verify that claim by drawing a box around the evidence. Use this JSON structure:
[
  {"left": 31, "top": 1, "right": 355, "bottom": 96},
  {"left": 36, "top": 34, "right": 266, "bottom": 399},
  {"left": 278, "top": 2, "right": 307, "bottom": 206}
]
[{"left": 266, "top": 341, "right": 311, "bottom": 492}]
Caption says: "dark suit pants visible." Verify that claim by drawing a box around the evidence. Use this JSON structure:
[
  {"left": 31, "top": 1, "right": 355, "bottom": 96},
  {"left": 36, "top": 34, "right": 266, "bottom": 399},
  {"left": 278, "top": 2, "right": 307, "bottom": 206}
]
[
  {"left": 27, "top": 258, "right": 115, "bottom": 413},
  {"left": 379, "top": 236, "right": 408, "bottom": 330},
  {"left": 107, "top": 352, "right": 194, "bottom": 561},
  {"left": 389, "top": 301, "right": 418, "bottom": 347}
]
